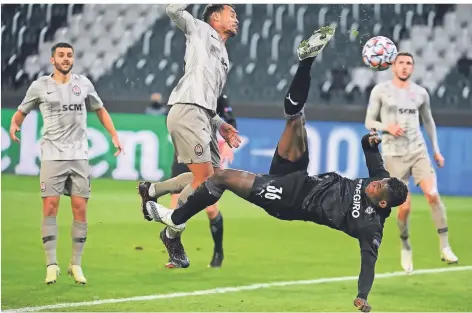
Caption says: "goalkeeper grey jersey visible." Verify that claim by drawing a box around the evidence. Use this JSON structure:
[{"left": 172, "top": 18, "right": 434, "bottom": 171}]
[
  {"left": 365, "top": 81, "right": 440, "bottom": 157},
  {"left": 166, "top": 4, "right": 229, "bottom": 112},
  {"left": 17, "top": 74, "right": 104, "bottom": 161}
]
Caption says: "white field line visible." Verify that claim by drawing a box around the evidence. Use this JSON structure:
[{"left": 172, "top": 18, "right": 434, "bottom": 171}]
[{"left": 5, "top": 265, "right": 472, "bottom": 312}]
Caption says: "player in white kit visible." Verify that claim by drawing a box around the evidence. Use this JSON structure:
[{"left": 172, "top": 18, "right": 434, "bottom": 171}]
[
  {"left": 138, "top": 4, "right": 240, "bottom": 268},
  {"left": 365, "top": 52, "right": 459, "bottom": 273},
  {"left": 9, "top": 42, "right": 123, "bottom": 284}
]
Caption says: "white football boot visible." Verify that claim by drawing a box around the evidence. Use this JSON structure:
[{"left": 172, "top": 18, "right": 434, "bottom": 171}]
[
  {"left": 297, "top": 25, "right": 336, "bottom": 61},
  {"left": 441, "top": 247, "right": 459, "bottom": 264},
  {"left": 45, "top": 264, "right": 60, "bottom": 284},
  {"left": 401, "top": 248, "right": 414, "bottom": 274},
  {"left": 145, "top": 201, "right": 186, "bottom": 233}
]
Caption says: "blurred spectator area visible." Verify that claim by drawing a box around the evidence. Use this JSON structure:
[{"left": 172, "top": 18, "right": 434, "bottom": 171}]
[{"left": 2, "top": 3, "right": 471, "bottom": 108}]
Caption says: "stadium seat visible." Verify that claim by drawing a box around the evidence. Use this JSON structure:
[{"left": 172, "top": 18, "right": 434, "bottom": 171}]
[{"left": 2, "top": 3, "right": 471, "bottom": 108}]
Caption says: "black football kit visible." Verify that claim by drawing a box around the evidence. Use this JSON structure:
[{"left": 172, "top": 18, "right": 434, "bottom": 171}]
[{"left": 246, "top": 134, "right": 390, "bottom": 300}]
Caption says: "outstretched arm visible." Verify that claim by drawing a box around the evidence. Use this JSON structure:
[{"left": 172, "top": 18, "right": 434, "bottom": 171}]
[
  {"left": 166, "top": 4, "right": 199, "bottom": 35},
  {"left": 354, "top": 226, "right": 383, "bottom": 311},
  {"left": 361, "top": 131, "right": 390, "bottom": 178},
  {"left": 357, "top": 237, "right": 379, "bottom": 300}
]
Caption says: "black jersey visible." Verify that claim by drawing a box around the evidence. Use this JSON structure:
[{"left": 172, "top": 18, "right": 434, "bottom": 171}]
[
  {"left": 300, "top": 134, "right": 391, "bottom": 300},
  {"left": 246, "top": 134, "right": 392, "bottom": 300}
]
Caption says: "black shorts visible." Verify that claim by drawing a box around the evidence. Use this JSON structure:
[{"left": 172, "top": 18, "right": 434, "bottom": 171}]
[{"left": 246, "top": 147, "right": 313, "bottom": 221}]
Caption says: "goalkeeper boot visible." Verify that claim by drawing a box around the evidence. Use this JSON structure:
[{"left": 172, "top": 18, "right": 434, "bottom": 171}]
[
  {"left": 137, "top": 181, "right": 157, "bottom": 221},
  {"left": 297, "top": 25, "right": 336, "bottom": 61},
  {"left": 68, "top": 264, "right": 87, "bottom": 284},
  {"left": 45, "top": 263, "right": 60, "bottom": 284}
]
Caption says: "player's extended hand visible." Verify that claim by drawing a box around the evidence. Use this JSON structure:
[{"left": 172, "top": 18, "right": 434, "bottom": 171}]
[
  {"left": 434, "top": 152, "right": 445, "bottom": 168},
  {"left": 112, "top": 135, "right": 124, "bottom": 156},
  {"left": 368, "top": 128, "right": 382, "bottom": 147},
  {"left": 387, "top": 123, "right": 404, "bottom": 137},
  {"left": 219, "top": 122, "right": 241, "bottom": 148},
  {"left": 9, "top": 122, "right": 21, "bottom": 143},
  {"left": 353, "top": 298, "right": 372, "bottom": 312}
]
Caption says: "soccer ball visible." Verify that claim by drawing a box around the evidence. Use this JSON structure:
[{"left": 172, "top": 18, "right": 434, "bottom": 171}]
[{"left": 362, "top": 36, "right": 398, "bottom": 71}]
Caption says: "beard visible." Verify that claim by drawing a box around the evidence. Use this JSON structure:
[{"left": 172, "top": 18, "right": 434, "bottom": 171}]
[
  {"left": 54, "top": 62, "right": 73, "bottom": 75},
  {"left": 225, "top": 30, "right": 236, "bottom": 37},
  {"left": 225, "top": 26, "right": 238, "bottom": 37},
  {"left": 397, "top": 73, "right": 410, "bottom": 82}
]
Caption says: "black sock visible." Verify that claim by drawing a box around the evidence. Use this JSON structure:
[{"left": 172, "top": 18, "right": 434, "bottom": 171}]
[
  {"left": 300, "top": 56, "right": 315, "bottom": 68},
  {"left": 284, "top": 59, "right": 313, "bottom": 117},
  {"left": 210, "top": 212, "right": 223, "bottom": 253},
  {"left": 171, "top": 181, "right": 223, "bottom": 225}
]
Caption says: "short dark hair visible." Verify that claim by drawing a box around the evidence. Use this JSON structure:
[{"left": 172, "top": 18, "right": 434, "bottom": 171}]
[
  {"left": 386, "top": 177, "right": 408, "bottom": 207},
  {"left": 51, "top": 42, "right": 74, "bottom": 56},
  {"left": 395, "top": 52, "right": 415, "bottom": 64},
  {"left": 202, "top": 4, "right": 235, "bottom": 23}
]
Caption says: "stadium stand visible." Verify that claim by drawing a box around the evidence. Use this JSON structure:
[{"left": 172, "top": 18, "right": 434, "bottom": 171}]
[
  {"left": 2, "top": 4, "right": 471, "bottom": 107},
  {"left": 2, "top": 4, "right": 84, "bottom": 88}
]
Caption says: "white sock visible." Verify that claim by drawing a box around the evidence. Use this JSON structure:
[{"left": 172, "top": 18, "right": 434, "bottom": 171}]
[
  {"left": 149, "top": 184, "right": 156, "bottom": 197},
  {"left": 166, "top": 227, "right": 178, "bottom": 239}
]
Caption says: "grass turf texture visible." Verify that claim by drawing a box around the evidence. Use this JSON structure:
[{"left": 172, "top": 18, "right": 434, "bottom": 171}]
[{"left": 2, "top": 174, "right": 471, "bottom": 311}]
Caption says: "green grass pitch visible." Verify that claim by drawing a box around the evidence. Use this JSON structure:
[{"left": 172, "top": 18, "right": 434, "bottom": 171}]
[{"left": 2, "top": 174, "right": 471, "bottom": 311}]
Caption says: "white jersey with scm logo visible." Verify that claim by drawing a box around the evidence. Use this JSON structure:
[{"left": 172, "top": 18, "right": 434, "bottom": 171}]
[
  {"left": 365, "top": 81, "right": 440, "bottom": 157},
  {"left": 17, "top": 74, "right": 104, "bottom": 161},
  {"left": 166, "top": 4, "right": 229, "bottom": 112}
]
